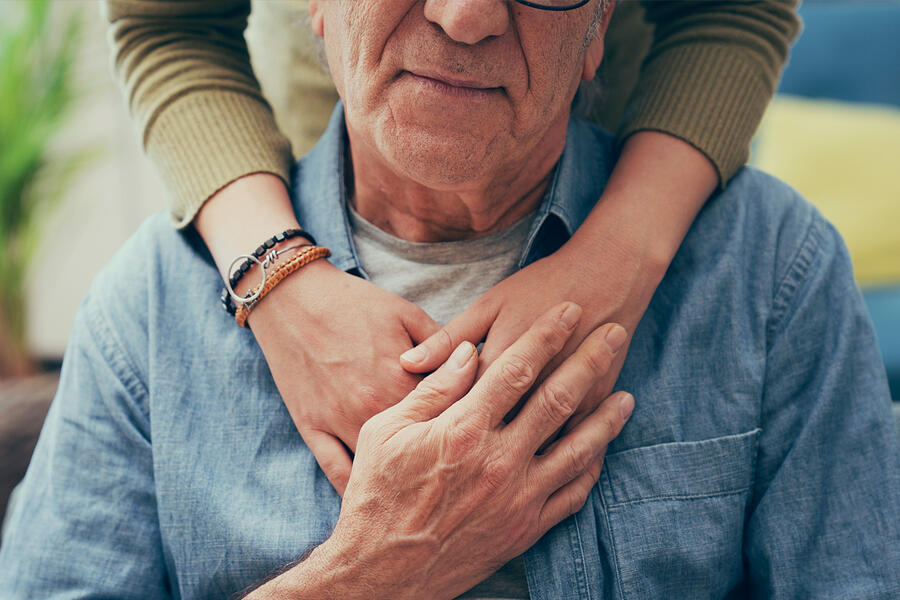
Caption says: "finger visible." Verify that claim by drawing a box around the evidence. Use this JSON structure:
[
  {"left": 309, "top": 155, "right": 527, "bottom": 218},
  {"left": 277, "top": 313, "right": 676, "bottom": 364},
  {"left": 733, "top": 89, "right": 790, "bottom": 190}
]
[
  {"left": 304, "top": 429, "right": 354, "bottom": 497},
  {"left": 455, "top": 302, "right": 582, "bottom": 428},
  {"left": 399, "top": 298, "right": 499, "bottom": 373},
  {"left": 538, "top": 455, "right": 603, "bottom": 534},
  {"left": 560, "top": 345, "right": 628, "bottom": 438},
  {"left": 391, "top": 341, "right": 479, "bottom": 423},
  {"left": 507, "top": 323, "right": 627, "bottom": 454},
  {"left": 531, "top": 391, "right": 633, "bottom": 494},
  {"left": 476, "top": 322, "right": 520, "bottom": 380},
  {"left": 401, "top": 303, "right": 442, "bottom": 345}
]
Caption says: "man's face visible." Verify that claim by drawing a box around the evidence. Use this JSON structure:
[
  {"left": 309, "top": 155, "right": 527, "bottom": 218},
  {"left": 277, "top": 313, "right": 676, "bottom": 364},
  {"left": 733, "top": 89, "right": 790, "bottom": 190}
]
[{"left": 311, "top": 0, "right": 607, "bottom": 189}]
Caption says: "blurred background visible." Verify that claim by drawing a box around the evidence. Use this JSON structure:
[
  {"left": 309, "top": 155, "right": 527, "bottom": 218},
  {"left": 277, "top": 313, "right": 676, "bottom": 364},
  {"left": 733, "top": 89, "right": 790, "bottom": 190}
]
[{"left": 1, "top": 0, "right": 898, "bottom": 532}]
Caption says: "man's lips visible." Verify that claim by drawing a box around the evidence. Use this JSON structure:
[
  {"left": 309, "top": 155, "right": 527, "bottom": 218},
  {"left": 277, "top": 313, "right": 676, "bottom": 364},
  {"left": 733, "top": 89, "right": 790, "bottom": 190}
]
[{"left": 404, "top": 69, "right": 503, "bottom": 96}]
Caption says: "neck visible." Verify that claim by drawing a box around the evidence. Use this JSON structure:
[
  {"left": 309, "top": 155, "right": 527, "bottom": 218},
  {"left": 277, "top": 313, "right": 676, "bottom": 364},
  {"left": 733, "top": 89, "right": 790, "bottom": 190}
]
[{"left": 346, "top": 124, "right": 567, "bottom": 243}]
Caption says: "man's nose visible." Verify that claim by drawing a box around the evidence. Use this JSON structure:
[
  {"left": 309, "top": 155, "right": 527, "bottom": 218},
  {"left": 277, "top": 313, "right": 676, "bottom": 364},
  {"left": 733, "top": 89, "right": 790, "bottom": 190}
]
[{"left": 423, "top": 0, "right": 510, "bottom": 45}]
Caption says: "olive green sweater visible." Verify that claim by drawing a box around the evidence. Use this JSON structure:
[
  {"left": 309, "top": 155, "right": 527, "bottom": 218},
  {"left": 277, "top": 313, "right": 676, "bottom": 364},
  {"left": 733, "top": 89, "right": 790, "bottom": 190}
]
[{"left": 103, "top": 0, "right": 800, "bottom": 228}]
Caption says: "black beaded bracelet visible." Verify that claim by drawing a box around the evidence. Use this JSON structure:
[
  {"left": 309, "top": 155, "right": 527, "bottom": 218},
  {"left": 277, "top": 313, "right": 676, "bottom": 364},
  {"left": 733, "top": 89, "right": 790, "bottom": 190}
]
[{"left": 220, "top": 228, "right": 318, "bottom": 315}]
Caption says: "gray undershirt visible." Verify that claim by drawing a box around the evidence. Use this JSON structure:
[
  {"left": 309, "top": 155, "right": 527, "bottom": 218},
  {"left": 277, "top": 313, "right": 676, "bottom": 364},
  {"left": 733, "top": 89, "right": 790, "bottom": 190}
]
[{"left": 349, "top": 205, "right": 532, "bottom": 600}]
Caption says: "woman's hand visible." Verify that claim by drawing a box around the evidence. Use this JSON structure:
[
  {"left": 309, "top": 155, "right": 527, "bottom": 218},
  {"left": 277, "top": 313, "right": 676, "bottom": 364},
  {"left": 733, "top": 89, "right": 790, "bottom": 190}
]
[
  {"left": 400, "top": 131, "right": 718, "bottom": 435},
  {"left": 195, "top": 174, "right": 441, "bottom": 495},
  {"left": 247, "top": 259, "right": 440, "bottom": 495}
]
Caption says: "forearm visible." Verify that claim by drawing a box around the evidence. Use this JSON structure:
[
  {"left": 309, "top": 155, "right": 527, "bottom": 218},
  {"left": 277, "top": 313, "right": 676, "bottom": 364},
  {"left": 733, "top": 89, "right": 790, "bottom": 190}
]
[{"left": 566, "top": 130, "right": 717, "bottom": 288}]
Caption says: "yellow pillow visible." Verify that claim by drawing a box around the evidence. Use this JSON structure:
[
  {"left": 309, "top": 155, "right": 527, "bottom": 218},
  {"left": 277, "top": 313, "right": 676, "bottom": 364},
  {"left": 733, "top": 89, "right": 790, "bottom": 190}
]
[{"left": 752, "top": 95, "right": 900, "bottom": 286}]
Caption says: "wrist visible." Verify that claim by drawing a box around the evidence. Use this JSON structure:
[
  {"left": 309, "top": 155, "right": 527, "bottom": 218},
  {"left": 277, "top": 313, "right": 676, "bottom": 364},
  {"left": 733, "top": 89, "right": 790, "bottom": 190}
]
[
  {"left": 280, "top": 534, "right": 412, "bottom": 600},
  {"left": 243, "top": 539, "right": 372, "bottom": 600},
  {"left": 194, "top": 173, "right": 302, "bottom": 279}
]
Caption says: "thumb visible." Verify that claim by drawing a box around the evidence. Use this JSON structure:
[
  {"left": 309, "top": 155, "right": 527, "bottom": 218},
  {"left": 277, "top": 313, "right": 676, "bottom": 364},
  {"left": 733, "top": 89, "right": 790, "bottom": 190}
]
[
  {"left": 393, "top": 341, "right": 479, "bottom": 423},
  {"left": 401, "top": 304, "right": 442, "bottom": 345},
  {"left": 400, "top": 299, "right": 499, "bottom": 373}
]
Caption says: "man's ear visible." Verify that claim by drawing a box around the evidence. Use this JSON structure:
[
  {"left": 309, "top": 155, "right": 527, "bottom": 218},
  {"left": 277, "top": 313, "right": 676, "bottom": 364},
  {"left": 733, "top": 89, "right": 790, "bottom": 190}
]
[
  {"left": 581, "top": 1, "right": 615, "bottom": 81},
  {"left": 309, "top": 0, "right": 325, "bottom": 37}
]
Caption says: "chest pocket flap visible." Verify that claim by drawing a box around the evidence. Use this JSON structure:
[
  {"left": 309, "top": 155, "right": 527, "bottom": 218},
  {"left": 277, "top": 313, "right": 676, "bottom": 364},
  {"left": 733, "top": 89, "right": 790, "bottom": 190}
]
[{"left": 596, "top": 429, "right": 761, "bottom": 599}]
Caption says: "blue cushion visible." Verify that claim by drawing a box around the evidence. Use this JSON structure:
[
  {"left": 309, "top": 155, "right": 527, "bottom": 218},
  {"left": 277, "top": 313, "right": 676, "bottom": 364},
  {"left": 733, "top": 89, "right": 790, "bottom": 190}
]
[{"left": 779, "top": 3, "right": 900, "bottom": 107}]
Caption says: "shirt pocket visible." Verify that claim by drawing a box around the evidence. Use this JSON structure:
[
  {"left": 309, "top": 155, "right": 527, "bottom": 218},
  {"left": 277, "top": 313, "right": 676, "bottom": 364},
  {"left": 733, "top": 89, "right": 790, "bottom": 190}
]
[{"left": 598, "top": 429, "right": 760, "bottom": 599}]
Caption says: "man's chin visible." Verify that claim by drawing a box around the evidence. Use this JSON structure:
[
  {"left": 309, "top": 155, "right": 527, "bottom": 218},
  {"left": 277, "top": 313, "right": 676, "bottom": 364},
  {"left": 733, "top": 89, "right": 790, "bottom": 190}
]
[{"left": 378, "top": 131, "right": 498, "bottom": 188}]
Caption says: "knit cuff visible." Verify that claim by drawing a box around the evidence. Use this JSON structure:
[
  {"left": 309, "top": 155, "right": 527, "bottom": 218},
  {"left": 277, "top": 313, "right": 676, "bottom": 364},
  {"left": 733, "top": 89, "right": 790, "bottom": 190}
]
[
  {"left": 146, "top": 90, "right": 294, "bottom": 228},
  {"left": 617, "top": 43, "right": 774, "bottom": 188}
]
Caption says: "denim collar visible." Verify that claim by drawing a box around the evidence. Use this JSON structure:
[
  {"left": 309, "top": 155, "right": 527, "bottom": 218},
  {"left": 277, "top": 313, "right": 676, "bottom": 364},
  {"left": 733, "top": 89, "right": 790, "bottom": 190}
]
[{"left": 292, "top": 101, "right": 615, "bottom": 274}]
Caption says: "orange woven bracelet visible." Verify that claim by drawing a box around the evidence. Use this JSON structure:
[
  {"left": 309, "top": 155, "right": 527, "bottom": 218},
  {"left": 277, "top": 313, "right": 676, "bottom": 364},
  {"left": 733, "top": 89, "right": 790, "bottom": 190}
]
[{"left": 234, "top": 245, "right": 331, "bottom": 328}]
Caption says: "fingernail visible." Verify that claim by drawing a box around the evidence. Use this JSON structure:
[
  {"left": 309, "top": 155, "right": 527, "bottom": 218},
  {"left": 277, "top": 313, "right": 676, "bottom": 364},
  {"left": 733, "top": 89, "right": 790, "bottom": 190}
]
[
  {"left": 618, "top": 392, "right": 634, "bottom": 420},
  {"left": 401, "top": 345, "right": 427, "bottom": 364},
  {"left": 559, "top": 303, "right": 582, "bottom": 331},
  {"left": 606, "top": 325, "right": 627, "bottom": 353},
  {"left": 450, "top": 341, "right": 474, "bottom": 369}
]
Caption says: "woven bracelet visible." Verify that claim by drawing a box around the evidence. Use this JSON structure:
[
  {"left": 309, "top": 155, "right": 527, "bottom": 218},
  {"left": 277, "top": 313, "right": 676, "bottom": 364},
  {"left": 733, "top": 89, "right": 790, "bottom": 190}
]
[
  {"left": 220, "top": 228, "right": 318, "bottom": 316},
  {"left": 235, "top": 245, "right": 331, "bottom": 328}
]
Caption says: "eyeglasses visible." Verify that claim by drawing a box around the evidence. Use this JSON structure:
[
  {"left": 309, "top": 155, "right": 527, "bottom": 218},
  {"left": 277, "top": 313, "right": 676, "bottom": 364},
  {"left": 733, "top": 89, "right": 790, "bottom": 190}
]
[{"left": 513, "top": 0, "right": 593, "bottom": 11}]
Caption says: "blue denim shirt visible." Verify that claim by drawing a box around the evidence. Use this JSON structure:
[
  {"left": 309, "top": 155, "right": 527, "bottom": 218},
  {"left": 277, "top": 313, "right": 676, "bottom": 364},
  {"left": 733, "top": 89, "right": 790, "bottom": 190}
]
[{"left": 2, "top": 106, "right": 899, "bottom": 599}]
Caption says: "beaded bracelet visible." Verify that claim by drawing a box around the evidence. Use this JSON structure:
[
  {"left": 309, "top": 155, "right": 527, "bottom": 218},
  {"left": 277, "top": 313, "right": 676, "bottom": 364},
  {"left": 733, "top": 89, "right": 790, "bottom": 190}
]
[
  {"left": 234, "top": 245, "right": 331, "bottom": 328},
  {"left": 220, "top": 228, "right": 318, "bottom": 316}
]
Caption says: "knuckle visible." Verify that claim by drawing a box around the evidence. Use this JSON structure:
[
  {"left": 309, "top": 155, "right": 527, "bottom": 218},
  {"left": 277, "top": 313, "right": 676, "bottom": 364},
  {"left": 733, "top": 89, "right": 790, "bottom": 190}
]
[
  {"left": 480, "top": 455, "right": 512, "bottom": 492},
  {"left": 414, "top": 378, "right": 448, "bottom": 404},
  {"left": 499, "top": 357, "right": 535, "bottom": 393},
  {"left": 567, "top": 481, "right": 595, "bottom": 516},
  {"left": 445, "top": 418, "right": 482, "bottom": 455},
  {"left": 358, "top": 413, "right": 387, "bottom": 442},
  {"left": 437, "top": 327, "right": 457, "bottom": 352},
  {"left": 473, "top": 294, "right": 495, "bottom": 311},
  {"left": 322, "top": 458, "right": 349, "bottom": 486},
  {"left": 563, "top": 440, "right": 592, "bottom": 479},
  {"left": 536, "top": 324, "right": 563, "bottom": 353},
  {"left": 357, "top": 388, "right": 386, "bottom": 418},
  {"left": 583, "top": 344, "right": 614, "bottom": 375},
  {"left": 539, "top": 381, "right": 578, "bottom": 423},
  {"left": 567, "top": 491, "right": 586, "bottom": 516}
]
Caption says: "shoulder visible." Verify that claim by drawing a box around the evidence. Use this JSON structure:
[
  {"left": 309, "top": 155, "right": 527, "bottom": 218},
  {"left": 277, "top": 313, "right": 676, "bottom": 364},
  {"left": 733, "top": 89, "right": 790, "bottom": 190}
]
[
  {"left": 714, "top": 166, "right": 846, "bottom": 288},
  {"left": 680, "top": 166, "right": 854, "bottom": 332},
  {"left": 89, "top": 212, "right": 214, "bottom": 310},
  {"left": 77, "top": 212, "right": 220, "bottom": 379}
]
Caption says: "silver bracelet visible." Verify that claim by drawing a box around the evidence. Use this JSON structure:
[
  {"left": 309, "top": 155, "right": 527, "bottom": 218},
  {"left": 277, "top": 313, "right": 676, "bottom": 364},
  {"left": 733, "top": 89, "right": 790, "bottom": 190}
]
[{"left": 224, "top": 243, "right": 313, "bottom": 305}]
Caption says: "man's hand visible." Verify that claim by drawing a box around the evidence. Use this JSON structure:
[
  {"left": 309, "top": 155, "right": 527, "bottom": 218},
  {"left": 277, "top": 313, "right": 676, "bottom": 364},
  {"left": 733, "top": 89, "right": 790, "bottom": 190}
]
[
  {"left": 262, "top": 303, "right": 632, "bottom": 600},
  {"left": 248, "top": 258, "right": 440, "bottom": 495},
  {"left": 400, "top": 240, "right": 644, "bottom": 437}
]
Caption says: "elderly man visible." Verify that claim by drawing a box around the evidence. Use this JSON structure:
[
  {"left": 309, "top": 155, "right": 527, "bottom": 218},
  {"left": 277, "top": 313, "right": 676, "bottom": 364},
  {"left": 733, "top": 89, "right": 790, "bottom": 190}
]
[{"left": 2, "top": 0, "right": 900, "bottom": 598}]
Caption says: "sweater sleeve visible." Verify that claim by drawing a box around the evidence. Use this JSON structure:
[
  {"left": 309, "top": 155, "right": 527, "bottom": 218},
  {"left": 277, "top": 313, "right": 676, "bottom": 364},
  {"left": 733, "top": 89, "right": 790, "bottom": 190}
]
[
  {"left": 620, "top": 0, "right": 801, "bottom": 186},
  {"left": 103, "top": 0, "right": 293, "bottom": 228}
]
